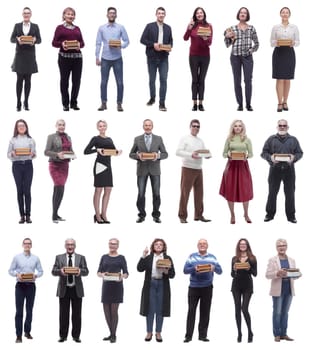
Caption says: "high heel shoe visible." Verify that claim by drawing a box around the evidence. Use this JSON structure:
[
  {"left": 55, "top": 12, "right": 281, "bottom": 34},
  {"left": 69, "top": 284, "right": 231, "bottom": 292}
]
[
  {"left": 155, "top": 333, "right": 163, "bottom": 342},
  {"left": 145, "top": 333, "right": 152, "bottom": 341},
  {"left": 100, "top": 215, "right": 111, "bottom": 224},
  {"left": 248, "top": 332, "right": 253, "bottom": 343},
  {"left": 283, "top": 102, "right": 289, "bottom": 111},
  {"left": 237, "top": 333, "right": 242, "bottom": 343},
  {"left": 94, "top": 214, "right": 104, "bottom": 224},
  {"left": 277, "top": 103, "right": 283, "bottom": 112},
  {"left": 244, "top": 215, "right": 252, "bottom": 223}
]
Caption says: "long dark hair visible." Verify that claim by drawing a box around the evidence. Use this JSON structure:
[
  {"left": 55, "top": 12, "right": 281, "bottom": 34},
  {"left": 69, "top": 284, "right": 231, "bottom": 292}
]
[
  {"left": 233, "top": 238, "right": 256, "bottom": 263},
  {"left": 192, "top": 7, "right": 208, "bottom": 26},
  {"left": 13, "top": 119, "right": 31, "bottom": 138}
]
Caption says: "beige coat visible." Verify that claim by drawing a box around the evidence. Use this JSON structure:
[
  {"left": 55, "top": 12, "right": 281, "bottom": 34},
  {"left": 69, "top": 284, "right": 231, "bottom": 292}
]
[{"left": 265, "top": 255, "right": 296, "bottom": 296}]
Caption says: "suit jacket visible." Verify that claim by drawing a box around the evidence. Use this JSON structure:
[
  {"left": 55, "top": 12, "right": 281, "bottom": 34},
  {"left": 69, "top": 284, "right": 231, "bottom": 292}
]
[
  {"left": 10, "top": 22, "right": 41, "bottom": 74},
  {"left": 265, "top": 255, "right": 296, "bottom": 296},
  {"left": 52, "top": 253, "right": 89, "bottom": 298},
  {"left": 140, "top": 22, "right": 173, "bottom": 58},
  {"left": 129, "top": 134, "right": 168, "bottom": 176},
  {"left": 44, "top": 132, "right": 74, "bottom": 162}
]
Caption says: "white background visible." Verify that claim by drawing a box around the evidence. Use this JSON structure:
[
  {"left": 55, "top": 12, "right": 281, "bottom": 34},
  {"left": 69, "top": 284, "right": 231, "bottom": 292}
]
[{"left": 0, "top": 1, "right": 308, "bottom": 349}]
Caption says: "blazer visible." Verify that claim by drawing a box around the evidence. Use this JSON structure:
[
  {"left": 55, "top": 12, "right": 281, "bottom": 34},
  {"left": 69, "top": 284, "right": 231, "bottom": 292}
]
[
  {"left": 44, "top": 132, "right": 74, "bottom": 162},
  {"left": 140, "top": 21, "right": 173, "bottom": 58},
  {"left": 52, "top": 253, "right": 89, "bottom": 298},
  {"left": 129, "top": 134, "right": 168, "bottom": 176},
  {"left": 265, "top": 255, "right": 296, "bottom": 296},
  {"left": 10, "top": 22, "right": 41, "bottom": 74}
]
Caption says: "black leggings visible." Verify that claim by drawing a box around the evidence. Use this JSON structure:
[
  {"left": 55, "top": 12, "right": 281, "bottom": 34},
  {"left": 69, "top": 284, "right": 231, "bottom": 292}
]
[
  {"left": 189, "top": 55, "right": 210, "bottom": 101},
  {"left": 16, "top": 73, "right": 31, "bottom": 106},
  {"left": 103, "top": 303, "right": 119, "bottom": 337},
  {"left": 232, "top": 289, "right": 252, "bottom": 335},
  {"left": 52, "top": 185, "right": 64, "bottom": 220}
]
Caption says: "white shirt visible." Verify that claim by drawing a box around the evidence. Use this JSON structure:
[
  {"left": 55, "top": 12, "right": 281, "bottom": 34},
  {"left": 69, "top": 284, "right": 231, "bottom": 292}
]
[
  {"left": 66, "top": 253, "right": 75, "bottom": 287},
  {"left": 157, "top": 23, "right": 163, "bottom": 44},
  {"left": 270, "top": 23, "right": 300, "bottom": 47},
  {"left": 23, "top": 22, "right": 31, "bottom": 35},
  {"left": 152, "top": 253, "right": 164, "bottom": 279},
  {"left": 176, "top": 134, "right": 206, "bottom": 169}
]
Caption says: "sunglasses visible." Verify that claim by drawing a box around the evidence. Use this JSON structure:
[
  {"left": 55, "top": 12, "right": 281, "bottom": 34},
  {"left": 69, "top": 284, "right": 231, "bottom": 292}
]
[
  {"left": 191, "top": 125, "right": 200, "bottom": 128},
  {"left": 278, "top": 125, "right": 288, "bottom": 127}
]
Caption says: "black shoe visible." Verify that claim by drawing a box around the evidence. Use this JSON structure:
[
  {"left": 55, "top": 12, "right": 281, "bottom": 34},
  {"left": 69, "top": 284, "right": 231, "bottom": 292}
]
[
  {"left": 283, "top": 102, "right": 289, "bottom": 111},
  {"left": 194, "top": 217, "right": 211, "bottom": 222},
  {"left": 248, "top": 332, "right": 253, "bottom": 343},
  {"left": 264, "top": 215, "right": 273, "bottom": 222},
  {"left": 183, "top": 338, "right": 192, "bottom": 343},
  {"left": 25, "top": 216, "right": 32, "bottom": 224},
  {"left": 57, "top": 215, "right": 66, "bottom": 221},
  {"left": 145, "top": 334, "right": 152, "bottom": 342},
  {"left": 198, "top": 337, "right": 210, "bottom": 342},
  {"left": 155, "top": 334, "right": 163, "bottom": 342},
  {"left": 100, "top": 215, "right": 111, "bottom": 224},
  {"left": 70, "top": 105, "right": 80, "bottom": 110},
  {"left": 24, "top": 333, "right": 33, "bottom": 339},
  {"left": 19, "top": 216, "right": 25, "bottom": 224},
  {"left": 98, "top": 102, "right": 107, "bottom": 111},
  {"left": 237, "top": 105, "right": 243, "bottom": 111},
  {"left": 246, "top": 105, "right": 253, "bottom": 111},
  {"left": 16, "top": 336, "right": 22, "bottom": 343},
  {"left": 237, "top": 334, "right": 242, "bottom": 342},
  {"left": 63, "top": 106, "right": 69, "bottom": 111},
  {"left": 147, "top": 98, "right": 155, "bottom": 106},
  {"left": 73, "top": 338, "right": 81, "bottom": 343},
  {"left": 23, "top": 102, "right": 29, "bottom": 111},
  {"left": 153, "top": 217, "right": 161, "bottom": 223},
  {"left": 117, "top": 103, "right": 123, "bottom": 112},
  {"left": 192, "top": 104, "right": 198, "bottom": 111},
  {"left": 159, "top": 104, "right": 167, "bottom": 111},
  {"left": 180, "top": 218, "right": 188, "bottom": 223},
  {"left": 103, "top": 335, "right": 111, "bottom": 341},
  {"left": 58, "top": 338, "right": 67, "bottom": 342},
  {"left": 288, "top": 218, "right": 297, "bottom": 223},
  {"left": 198, "top": 104, "right": 205, "bottom": 111},
  {"left": 136, "top": 217, "right": 145, "bottom": 223},
  {"left": 17, "top": 106, "right": 21, "bottom": 112},
  {"left": 94, "top": 214, "right": 104, "bottom": 224},
  {"left": 110, "top": 335, "right": 116, "bottom": 343}
]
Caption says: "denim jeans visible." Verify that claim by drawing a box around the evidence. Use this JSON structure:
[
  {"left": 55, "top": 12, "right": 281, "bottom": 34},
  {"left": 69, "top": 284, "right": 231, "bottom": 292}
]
[
  {"left": 100, "top": 57, "right": 123, "bottom": 103},
  {"left": 137, "top": 175, "right": 161, "bottom": 218},
  {"left": 146, "top": 279, "right": 164, "bottom": 333},
  {"left": 147, "top": 57, "right": 168, "bottom": 105},
  {"left": 272, "top": 293, "right": 292, "bottom": 337}
]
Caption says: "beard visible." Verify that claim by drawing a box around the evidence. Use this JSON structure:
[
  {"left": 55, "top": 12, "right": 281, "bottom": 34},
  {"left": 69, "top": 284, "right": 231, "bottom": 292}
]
[{"left": 278, "top": 130, "right": 287, "bottom": 136}]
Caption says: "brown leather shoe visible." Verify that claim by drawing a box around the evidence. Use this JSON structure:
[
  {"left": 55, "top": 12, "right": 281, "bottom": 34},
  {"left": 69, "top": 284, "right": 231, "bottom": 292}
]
[
  {"left": 24, "top": 333, "right": 33, "bottom": 339},
  {"left": 280, "top": 335, "right": 294, "bottom": 341},
  {"left": 194, "top": 217, "right": 211, "bottom": 222},
  {"left": 274, "top": 336, "right": 281, "bottom": 342},
  {"left": 98, "top": 102, "right": 107, "bottom": 111},
  {"left": 16, "top": 336, "right": 22, "bottom": 343},
  {"left": 180, "top": 218, "right": 188, "bottom": 223}
]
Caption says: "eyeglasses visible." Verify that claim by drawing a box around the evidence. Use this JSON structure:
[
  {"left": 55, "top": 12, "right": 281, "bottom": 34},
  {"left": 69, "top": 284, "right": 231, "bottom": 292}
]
[
  {"left": 278, "top": 125, "right": 288, "bottom": 128},
  {"left": 23, "top": 12, "right": 31, "bottom": 15},
  {"left": 277, "top": 245, "right": 287, "bottom": 248},
  {"left": 191, "top": 125, "right": 200, "bottom": 128}
]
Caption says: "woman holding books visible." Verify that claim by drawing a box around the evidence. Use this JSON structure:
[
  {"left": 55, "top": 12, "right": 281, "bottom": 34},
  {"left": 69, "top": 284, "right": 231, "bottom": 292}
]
[
  {"left": 84, "top": 120, "right": 122, "bottom": 224},
  {"left": 10, "top": 7, "right": 41, "bottom": 111},
  {"left": 271, "top": 7, "right": 300, "bottom": 112},
  {"left": 231, "top": 238, "right": 257, "bottom": 343},
  {"left": 7, "top": 119, "right": 36, "bottom": 224},
  {"left": 183, "top": 7, "right": 213, "bottom": 111},
  {"left": 219, "top": 120, "right": 253, "bottom": 224},
  {"left": 44, "top": 119, "right": 74, "bottom": 223},
  {"left": 97, "top": 238, "right": 128, "bottom": 343},
  {"left": 137, "top": 238, "right": 175, "bottom": 342},
  {"left": 52, "top": 7, "right": 84, "bottom": 111}
]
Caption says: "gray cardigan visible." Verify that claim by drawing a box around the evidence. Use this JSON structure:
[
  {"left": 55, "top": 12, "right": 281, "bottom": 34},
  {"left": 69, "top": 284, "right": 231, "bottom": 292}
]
[{"left": 44, "top": 132, "right": 73, "bottom": 162}]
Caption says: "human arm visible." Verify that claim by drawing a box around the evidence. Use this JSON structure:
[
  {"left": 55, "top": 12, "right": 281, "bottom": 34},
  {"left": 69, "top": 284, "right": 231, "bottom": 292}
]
[
  {"left": 265, "top": 257, "right": 286, "bottom": 279},
  {"left": 246, "top": 138, "right": 253, "bottom": 158},
  {"left": 183, "top": 19, "right": 195, "bottom": 40},
  {"left": 224, "top": 26, "right": 234, "bottom": 47},
  {"left": 52, "top": 25, "right": 62, "bottom": 48},
  {"left": 121, "top": 256, "right": 129, "bottom": 279},
  {"left": 249, "top": 258, "right": 257, "bottom": 277},
  {"left": 250, "top": 26, "right": 259, "bottom": 53},
  {"left": 293, "top": 25, "right": 300, "bottom": 47},
  {"left": 78, "top": 255, "right": 89, "bottom": 277},
  {"left": 95, "top": 27, "right": 102, "bottom": 63},
  {"left": 77, "top": 26, "right": 85, "bottom": 48},
  {"left": 222, "top": 138, "right": 230, "bottom": 158},
  {"left": 34, "top": 257, "right": 43, "bottom": 278},
  {"left": 51, "top": 256, "right": 63, "bottom": 276},
  {"left": 270, "top": 25, "right": 278, "bottom": 47},
  {"left": 129, "top": 137, "right": 140, "bottom": 160},
  {"left": 120, "top": 25, "right": 129, "bottom": 49},
  {"left": 157, "top": 136, "right": 168, "bottom": 160},
  {"left": 183, "top": 254, "right": 196, "bottom": 275},
  {"left": 83, "top": 137, "right": 97, "bottom": 155},
  {"left": 137, "top": 247, "right": 149, "bottom": 272},
  {"left": 291, "top": 137, "right": 303, "bottom": 162},
  {"left": 261, "top": 136, "right": 274, "bottom": 165},
  {"left": 10, "top": 24, "right": 18, "bottom": 43}
]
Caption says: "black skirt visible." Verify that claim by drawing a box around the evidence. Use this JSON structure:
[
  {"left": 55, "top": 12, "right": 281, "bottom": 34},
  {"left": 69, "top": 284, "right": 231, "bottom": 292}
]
[
  {"left": 272, "top": 46, "right": 295, "bottom": 79},
  {"left": 93, "top": 161, "right": 113, "bottom": 187}
]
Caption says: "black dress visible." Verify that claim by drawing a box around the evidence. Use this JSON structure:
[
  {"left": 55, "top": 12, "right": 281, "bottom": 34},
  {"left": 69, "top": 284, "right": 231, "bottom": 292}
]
[
  {"left": 231, "top": 257, "right": 257, "bottom": 293},
  {"left": 84, "top": 136, "right": 116, "bottom": 187},
  {"left": 97, "top": 254, "right": 128, "bottom": 304}
]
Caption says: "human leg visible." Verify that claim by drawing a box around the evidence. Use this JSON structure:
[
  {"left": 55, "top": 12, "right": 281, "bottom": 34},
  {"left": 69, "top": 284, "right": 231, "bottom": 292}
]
[
  {"left": 16, "top": 73, "right": 24, "bottom": 109},
  {"left": 70, "top": 57, "right": 82, "bottom": 107},
  {"left": 137, "top": 176, "right": 148, "bottom": 218},
  {"left": 232, "top": 289, "right": 242, "bottom": 340},
  {"left": 112, "top": 57, "right": 124, "bottom": 104},
  {"left": 178, "top": 167, "right": 195, "bottom": 220},
  {"left": 158, "top": 57, "right": 168, "bottom": 106},
  {"left": 241, "top": 291, "right": 253, "bottom": 341},
  {"left": 58, "top": 55, "right": 71, "bottom": 108},
  {"left": 12, "top": 162, "right": 25, "bottom": 217},
  {"left": 283, "top": 167, "right": 296, "bottom": 220},
  {"left": 242, "top": 55, "right": 254, "bottom": 108},
  {"left": 23, "top": 161, "right": 33, "bottom": 217},
  {"left": 100, "top": 59, "right": 112, "bottom": 103},
  {"left": 198, "top": 285, "right": 213, "bottom": 339},
  {"left": 24, "top": 283, "right": 36, "bottom": 334},
  {"left": 265, "top": 166, "right": 281, "bottom": 219},
  {"left": 193, "top": 169, "right": 204, "bottom": 220},
  {"left": 230, "top": 55, "right": 243, "bottom": 107},
  {"left": 15, "top": 283, "right": 26, "bottom": 337},
  {"left": 150, "top": 175, "right": 161, "bottom": 219},
  {"left": 197, "top": 56, "right": 210, "bottom": 102},
  {"left": 101, "top": 187, "right": 112, "bottom": 221},
  {"left": 185, "top": 287, "right": 200, "bottom": 340},
  {"left": 147, "top": 57, "right": 157, "bottom": 101},
  {"left": 228, "top": 201, "right": 235, "bottom": 224},
  {"left": 23, "top": 74, "right": 32, "bottom": 109},
  {"left": 189, "top": 55, "right": 199, "bottom": 101},
  {"left": 93, "top": 187, "right": 103, "bottom": 221},
  {"left": 71, "top": 289, "right": 82, "bottom": 340}
]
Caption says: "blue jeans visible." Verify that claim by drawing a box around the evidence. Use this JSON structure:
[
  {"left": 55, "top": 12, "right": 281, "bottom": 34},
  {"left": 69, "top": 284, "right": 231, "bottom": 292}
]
[
  {"left": 100, "top": 57, "right": 123, "bottom": 103},
  {"left": 15, "top": 282, "right": 36, "bottom": 337},
  {"left": 137, "top": 175, "right": 161, "bottom": 218},
  {"left": 272, "top": 293, "right": 292, "bottom": 337},
  {"left": 146, "top": 279, "right": 164, "bottom": 333},
  {"left": 147, "top": 57, "right": 168, "bottom": 105}
]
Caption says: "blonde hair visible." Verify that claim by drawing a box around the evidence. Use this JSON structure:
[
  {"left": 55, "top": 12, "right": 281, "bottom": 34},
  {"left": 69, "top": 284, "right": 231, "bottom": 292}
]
[
  {"left": 227, "top": 119, "right": 247, "bottom": 141},
  {"left": 276, "top": 238, "right": 287, "bottom": 247},
  {"left": 62, "top": 7, "right": 75, "bottom": 21}
]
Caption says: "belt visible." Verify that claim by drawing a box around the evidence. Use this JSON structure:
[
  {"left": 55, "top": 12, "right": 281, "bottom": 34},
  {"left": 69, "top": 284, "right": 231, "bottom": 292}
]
[
  {"left": 151, "top": 277, "right": 163, "bottom": 280},
  {"left": 14, "top": 160, "right": 32, "bottom": 164}
]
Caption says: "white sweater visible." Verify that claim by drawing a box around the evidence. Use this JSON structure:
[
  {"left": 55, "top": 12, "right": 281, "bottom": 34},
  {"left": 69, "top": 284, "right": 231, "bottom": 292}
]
[{"left": 176, "top": 134, "right": 206, "bottom": 170}]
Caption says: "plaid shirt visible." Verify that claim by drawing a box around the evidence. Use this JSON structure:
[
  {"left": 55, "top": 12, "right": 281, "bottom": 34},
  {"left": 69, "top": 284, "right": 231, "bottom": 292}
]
[{"left": 224, "top": 25, "right": 259, "bottom": 56}]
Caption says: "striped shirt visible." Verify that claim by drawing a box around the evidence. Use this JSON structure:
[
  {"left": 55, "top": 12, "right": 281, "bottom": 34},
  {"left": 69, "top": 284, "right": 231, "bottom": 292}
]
[{"left": 224, "top": 25, "right": 259, "bottom": 56}]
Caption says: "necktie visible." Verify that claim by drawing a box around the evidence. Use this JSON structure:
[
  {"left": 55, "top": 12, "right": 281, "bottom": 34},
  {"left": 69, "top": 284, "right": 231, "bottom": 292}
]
[
  {"left": 68, "top": 254, "right": 73, "bottom": 284},
  {"left": 145, "top": 134, "right": 151, "bottom": 151}
]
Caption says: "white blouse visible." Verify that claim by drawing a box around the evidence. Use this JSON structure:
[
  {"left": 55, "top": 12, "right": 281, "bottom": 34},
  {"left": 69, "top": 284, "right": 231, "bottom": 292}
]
[{"left": 270, "top": 23, "right": 300, "bottom": 47}]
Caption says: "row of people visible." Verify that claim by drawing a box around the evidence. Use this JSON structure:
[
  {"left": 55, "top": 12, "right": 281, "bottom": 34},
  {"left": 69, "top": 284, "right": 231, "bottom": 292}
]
[
  {"left": 7, "top": 118, "right": 303, "bottom": 224},
  {"left": 9, "top": 237, "right": 300, "bottom": 343},
  {"left": 11, "top": 6, "right": 299, "bottom": 112}
]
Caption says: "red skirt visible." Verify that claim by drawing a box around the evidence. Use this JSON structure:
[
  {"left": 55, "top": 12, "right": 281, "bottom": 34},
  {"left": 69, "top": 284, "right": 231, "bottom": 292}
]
[
  {"left": 219, "top": 160, "right": 253, "bottom": 202},
  {"left": 49, "top": 161, "right": 69, "bottom": 186}
]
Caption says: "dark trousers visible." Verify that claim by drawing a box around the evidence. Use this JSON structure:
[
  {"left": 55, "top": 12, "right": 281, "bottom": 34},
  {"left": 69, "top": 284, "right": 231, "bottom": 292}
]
[
  {"left": 232, "top": 289, "right": 253, "bottom": 335},
  {"left": 137, "top": 174, "right": 161, "bottom": 218},
  {"left": 12, "top": 160, "right": 33, "bottom": 217},
  {"left": 266, "top": 165, "right": 296, "bottom": 220},
  {"left": 147, "top": 57, "right": 168, "bottom": 104},
  {"left": 59, "top": 287, "right": 82, "bottom": 339},
  {"left": 100, "top": 57, "right": 123, "bottom": 103},
  {"left": 15, "top": 282, "right": 36, "bottom": 337},
  {"left": 178, "top": 167, "right": 203, "bottom": 220},
  {"left": 58, "top": 55, "right": 82, "bottom": 107},
  {"left": 230, "top": 54, "right": 253, "bottom": 107},
  {"left": 189, "top": 55, "right": 210, "bottom": 100},
  {"left": 16, "top": 73, "right": 31, "bottom": 107},
  {"left": 185, "top": 285, "right": 213, "bottom": 340}
]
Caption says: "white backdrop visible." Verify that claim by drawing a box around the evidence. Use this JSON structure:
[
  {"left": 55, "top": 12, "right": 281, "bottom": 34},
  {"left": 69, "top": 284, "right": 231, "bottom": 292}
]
[{"left": 0, "top": 1, "right": 308, "bottom": 349}]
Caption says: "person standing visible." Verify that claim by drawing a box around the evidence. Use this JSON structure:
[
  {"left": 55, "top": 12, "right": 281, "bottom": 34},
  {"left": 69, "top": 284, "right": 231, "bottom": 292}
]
[
  {"left": 266, "top": 239, "right": 301, "bottom": 342},
  {"left": 231, "top": 238, "right": 257, "bottom": 343},
  {"left": 84, "top": 120, "right": 122, "bottom": 224},
  {"left": 219, "top": 120, "right": 253, "bottom": 224},
  {"left": 183, "top": 238, "right": 222, "bottom": 343},
  {"left": 224, "top": 7, "right": 259, "bottom": 111},
  {"left": 52, "top": 7, "right": 84, "bottom": 111},
  {"left": 51, "top": 238, "right": 89, "bottom": 343},
  {"left": 271, "top": 7, "right": 300, "bottom": 112},
  {"left": 261, "top": 119, "right": 303, "bottom": 223},
  {"left": 183, "top": 7, "right": 212, "bottom": 111},
  {"left": 176, "top": 119, "right": 211, "bottom": 223},
  {"left": 8, "top": 238, "right": 43, "bottom": 343},
  {"left": 7, "top": 119, "right": 36, "bottom": 224},
  {"left": 10, "top": 7, "right": 41, "bottom": 111},
  {"left": 96, "top": 7, "right": 129, "bottom": 112},
  {"left": 44, "top": 119, "right": 74, "bottom": 223},
  {"left": 129, "top": 119, "right": 168, "bottom": 223},
  {"left": 140, "top": 7, "right": 173, "bottom": 112},
  {"left": 137, "top": 238, "right": 175, "bottom": 342},
  {"left": 97, "top": 238, "right": 128, "bottom": 343}
]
